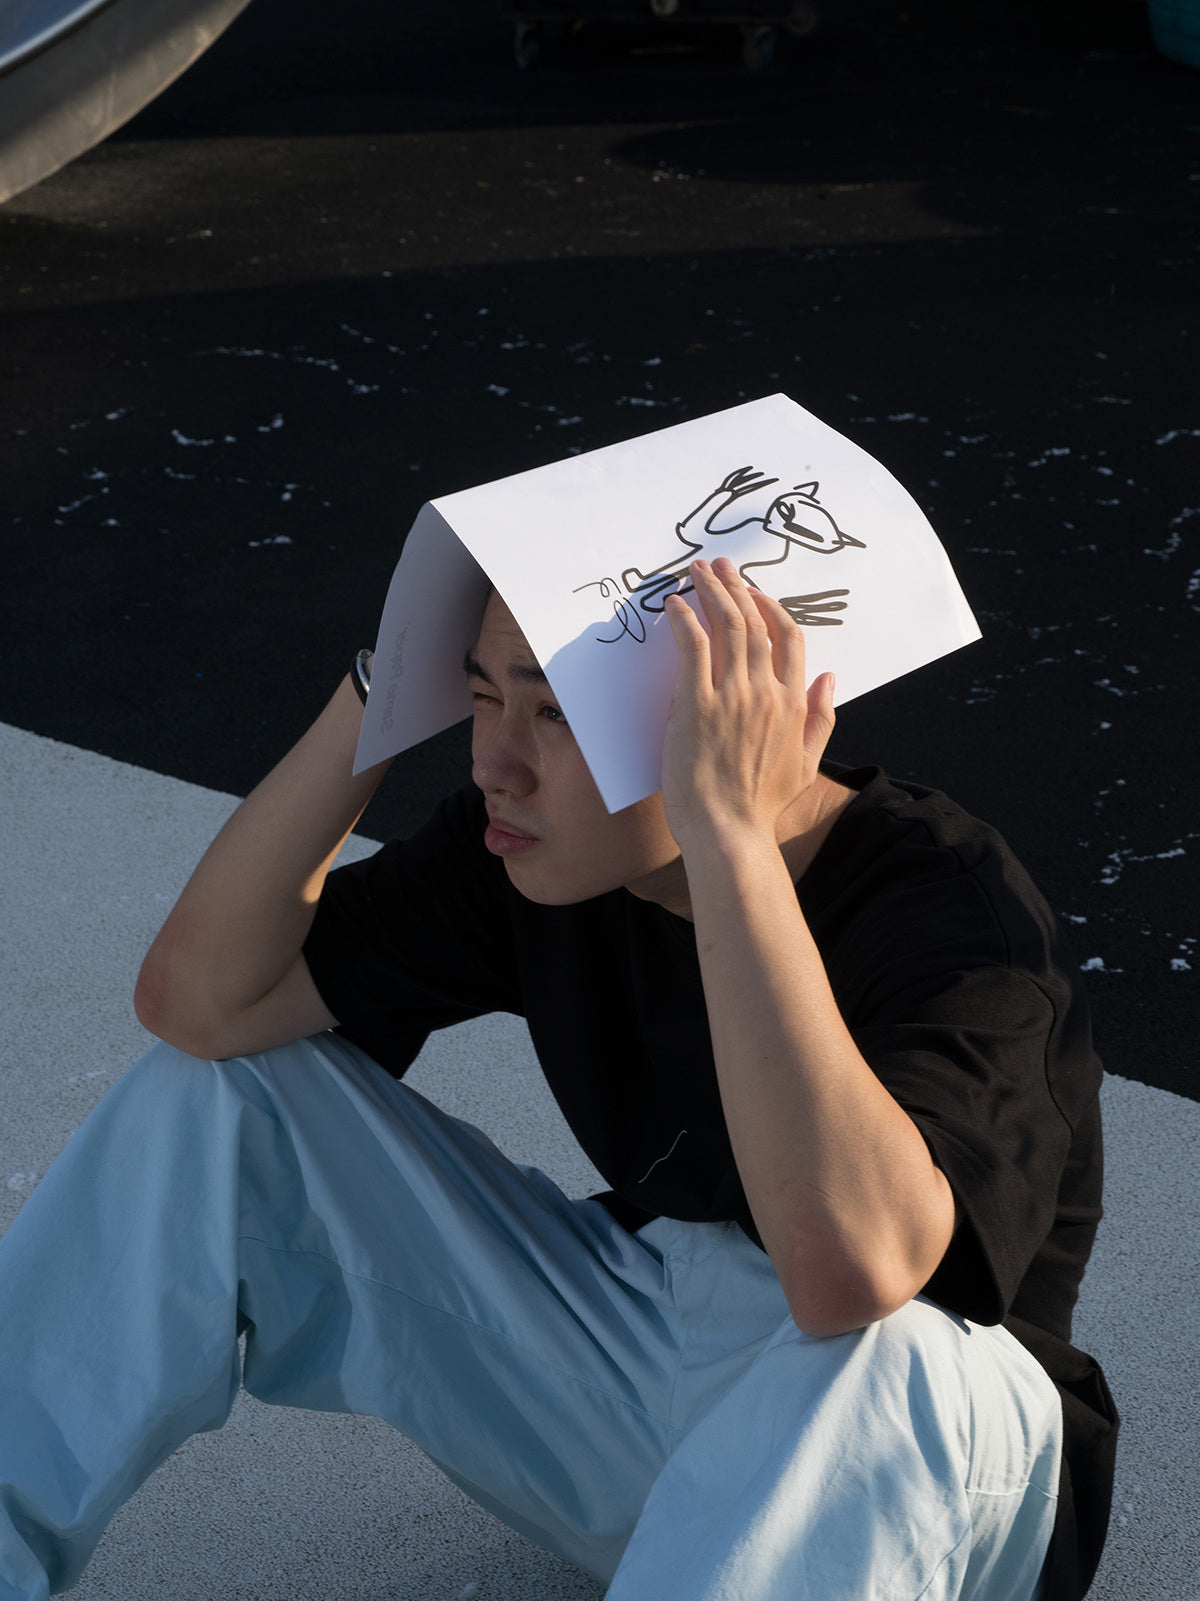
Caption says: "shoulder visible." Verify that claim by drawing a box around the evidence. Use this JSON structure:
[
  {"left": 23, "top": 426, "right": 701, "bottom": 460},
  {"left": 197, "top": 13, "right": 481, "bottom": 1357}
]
[
  {"left": 817, "top": 761, "right": 1016, "bottom": 867},
  {"left": 809, "top": 761, "right": 1102, "bottom": 1112},
  {"left": 809, "top": 761, "right": 1062, "bottom": 967},
  {"left": 806, "top": 761, "right": 1090, "bottom": 1032}
]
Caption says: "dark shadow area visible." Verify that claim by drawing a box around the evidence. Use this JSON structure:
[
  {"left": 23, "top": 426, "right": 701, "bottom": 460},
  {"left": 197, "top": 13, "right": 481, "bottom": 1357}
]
[
  {"left": 1, "top": 232, "right": 1195, "bottom": 1091},
  {"left": 104, "top": 0, "right": 1159, "bottom": 143},
  {"left": 0, "top": 0, "right": 1195, "bottom": 1091},
  {"left": 2, "top": 0, "right": 1189, "bottom": 315}
]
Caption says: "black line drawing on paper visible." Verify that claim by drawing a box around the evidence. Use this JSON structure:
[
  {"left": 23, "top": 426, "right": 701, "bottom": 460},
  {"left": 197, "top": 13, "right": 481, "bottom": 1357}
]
[
  {"left": 574, "top": 466, "right": 867, "bottom": 645},
  {"left": 571, "top": 575, "right": 649, "bottom": 646}
]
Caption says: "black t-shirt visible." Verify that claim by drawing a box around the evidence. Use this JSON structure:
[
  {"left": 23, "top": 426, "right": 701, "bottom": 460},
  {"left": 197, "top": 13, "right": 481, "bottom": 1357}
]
[{"left": 303, "top": 761, "right": 1117, "bottom": 1600}]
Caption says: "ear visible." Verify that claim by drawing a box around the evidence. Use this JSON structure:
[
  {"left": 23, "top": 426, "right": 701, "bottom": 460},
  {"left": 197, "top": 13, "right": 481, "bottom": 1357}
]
[{"left": 792, "top": 481, "right": 820, "bottom": 500}]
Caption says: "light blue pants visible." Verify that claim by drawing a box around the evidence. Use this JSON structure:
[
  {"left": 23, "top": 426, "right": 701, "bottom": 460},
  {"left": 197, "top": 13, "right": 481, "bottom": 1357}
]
[{"left": 0, "top": 1034, "right": 1062, "bottom": 1601}]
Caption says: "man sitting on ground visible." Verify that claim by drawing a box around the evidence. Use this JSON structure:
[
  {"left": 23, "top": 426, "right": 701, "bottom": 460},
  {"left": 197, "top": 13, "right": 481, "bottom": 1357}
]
[{"left": 0, "top": 557, "right": 1115, "bottom": 1601}]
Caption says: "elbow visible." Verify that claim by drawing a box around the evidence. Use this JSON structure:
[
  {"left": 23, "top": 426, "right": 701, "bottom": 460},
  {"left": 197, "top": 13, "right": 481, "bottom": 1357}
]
[
  {"left": 134, "top": 944, "right": 223, "bottom": 1060},
  {"left": 133, "top": 948, "right": 170, "bottom": 1036},
  {"left": 769, "top": 1189, "right": 958, "bottom": 1339},
  {"left": 783, "top": 1286, "right": 911, "bottom": 1342},
  {"left": 776, "top": 1247, "right": 923, "bottom": 1340}
]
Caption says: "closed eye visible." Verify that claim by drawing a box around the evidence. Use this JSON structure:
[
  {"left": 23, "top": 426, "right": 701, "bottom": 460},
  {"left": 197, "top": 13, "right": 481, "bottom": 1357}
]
[{"left": 470, "top": 690, "right": 566, "bottom": 727}]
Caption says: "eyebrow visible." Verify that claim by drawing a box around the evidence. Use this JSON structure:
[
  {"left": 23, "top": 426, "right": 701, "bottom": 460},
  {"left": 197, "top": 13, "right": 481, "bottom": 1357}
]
[{"left": 462, "top": 647, "right": 548, "bottom": 687}]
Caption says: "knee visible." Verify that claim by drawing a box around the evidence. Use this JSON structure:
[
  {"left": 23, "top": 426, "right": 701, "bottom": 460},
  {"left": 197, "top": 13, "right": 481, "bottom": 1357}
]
[
  {"left": 127, "top": 1036, "right": 307, "bottom": 1082},
  {"left": 863, "top": 1296, "right": 977, "bottom": 1398},
  {"left": 125, "top": 1032, "right": 361, "bottom": 1111},
  {"left": 114, "top": 1037, "right": 297, "bottom": 1126},
  {"left": 871, "top": 1299, "right": 1060, "bottom": 1470},
  {"left": 109, "top": 1039, "right": 229, "bottom": 1121}
]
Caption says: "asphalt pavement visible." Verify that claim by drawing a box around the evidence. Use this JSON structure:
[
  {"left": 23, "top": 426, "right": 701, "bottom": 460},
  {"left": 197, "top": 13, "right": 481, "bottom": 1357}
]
[{"left": 3, "top": 0, "right": 1197, "bottom": 1086}]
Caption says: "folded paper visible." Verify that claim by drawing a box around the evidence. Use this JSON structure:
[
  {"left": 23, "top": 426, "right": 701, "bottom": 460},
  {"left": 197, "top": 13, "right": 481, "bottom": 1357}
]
[{"left": 355, "top": 393, "right": 980, "bottom": 813}]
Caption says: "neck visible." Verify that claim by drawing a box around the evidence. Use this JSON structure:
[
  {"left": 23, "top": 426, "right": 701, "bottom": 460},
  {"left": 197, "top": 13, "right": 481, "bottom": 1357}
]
[{"left": 777, "top": 772, "right": 856, "bottom": 883}]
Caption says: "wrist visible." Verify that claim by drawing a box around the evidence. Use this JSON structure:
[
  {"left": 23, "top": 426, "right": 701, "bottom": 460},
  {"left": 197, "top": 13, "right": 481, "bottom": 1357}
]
[{"left": 673, "top": 816, "right": 783, "bottom": 874}]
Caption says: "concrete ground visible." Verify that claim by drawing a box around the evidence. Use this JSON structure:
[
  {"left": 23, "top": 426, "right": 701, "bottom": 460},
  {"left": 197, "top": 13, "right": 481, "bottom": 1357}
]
[
  {"left": 3, "top": 718, "right": 1198, "bottom": 1599},
  {"left": 2, "top": 0, "right": 1197, "bottom": 1594},
  {"left": 2, "top": 721, "right": 610, "bottom": 1601}
]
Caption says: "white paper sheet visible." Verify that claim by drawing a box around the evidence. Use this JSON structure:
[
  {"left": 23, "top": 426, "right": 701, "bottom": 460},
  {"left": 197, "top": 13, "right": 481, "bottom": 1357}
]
[{"left": 355, "top": 393, "right": 980, "bottom": 813}]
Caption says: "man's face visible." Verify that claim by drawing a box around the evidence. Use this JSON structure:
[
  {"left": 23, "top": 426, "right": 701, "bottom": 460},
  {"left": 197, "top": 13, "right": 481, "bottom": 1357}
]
[{"left": 467, "top": 591, "right": 683, "bottom": 907}]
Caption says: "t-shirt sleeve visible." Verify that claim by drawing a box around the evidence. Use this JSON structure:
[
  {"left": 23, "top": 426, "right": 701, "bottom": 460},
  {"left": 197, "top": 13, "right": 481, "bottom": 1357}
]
[
  {"left": 852, "top": 963, "right": 1074, "bottom": 1327},
  {"left": 302, "top": 787, "right": 523, "bottom": 1077}
]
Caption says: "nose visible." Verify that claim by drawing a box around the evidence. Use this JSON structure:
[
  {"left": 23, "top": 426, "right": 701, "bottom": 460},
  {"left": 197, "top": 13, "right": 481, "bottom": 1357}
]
[{"left": 471, "top": 713, "right": 538, "bottom": 799}]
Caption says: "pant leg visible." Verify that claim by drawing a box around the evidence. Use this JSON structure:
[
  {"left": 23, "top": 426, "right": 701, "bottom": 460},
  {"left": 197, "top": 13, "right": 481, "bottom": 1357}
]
[
  {"left": 608, "top": 1220, "right": 1063, "bottom": 1601},
  {"left": 0, "top": 1033, "right": 688, "bottom": 1599},
  {"left": 0, "top": 1045, "right": 246, "bottom": 1601},
  {"left": 220, "top": 1034, "right": 687, "bottom": 1576},
  {"left": 1, "top": 1033, "right": 1062, "bottom": 1601}
]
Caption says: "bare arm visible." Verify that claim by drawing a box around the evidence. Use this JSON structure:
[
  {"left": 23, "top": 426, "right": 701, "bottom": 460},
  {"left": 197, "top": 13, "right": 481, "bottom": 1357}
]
[
  {"left": 135, "top": 671, "right": 393, "bottom": 1060},
  {"left": 662, "top": 560, "right": 957, "bottom": 1337}
]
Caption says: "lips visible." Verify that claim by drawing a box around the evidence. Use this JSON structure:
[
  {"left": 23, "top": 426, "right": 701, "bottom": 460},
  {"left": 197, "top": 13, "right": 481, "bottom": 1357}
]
[{"left": 484, "top": 815, "right": 542, "bottom": 858}]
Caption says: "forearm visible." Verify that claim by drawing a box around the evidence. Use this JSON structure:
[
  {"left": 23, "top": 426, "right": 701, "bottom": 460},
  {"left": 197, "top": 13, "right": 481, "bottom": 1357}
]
[
  {"left": 135, "top": 673, "right": 390, "bottom": 1052},
  {"left": 684, "top": 831, "right": 957, "bottom": 1336},
  {"left": 660, "top": 557, "right": 956, "bottom": 1332}
]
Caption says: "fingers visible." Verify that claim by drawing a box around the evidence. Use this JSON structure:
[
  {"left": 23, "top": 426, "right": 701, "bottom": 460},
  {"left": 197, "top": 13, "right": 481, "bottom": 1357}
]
[
  {"left": 804, "top": 665, "right": 838, "bottom": 761},
  {"left": 664, "top": 577, "right": 717, "bottom": 708},
  {"left": 664, "top": 578, "right": 710, "bottom": 661},
  {"left": 679, "top": 558, "right": 802, "bottom": 689},
  {"left": 710, "top": 559, "right": 772, "bottom": 682},
  {"left": 662, "top": 559, "right": 837, "bottom": 837},
  {"left": 666, "top": 558, "right": 836, "bottom": 744},
  {"left": 747, "top": 584, "right": 808, "bottom": 689}
]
